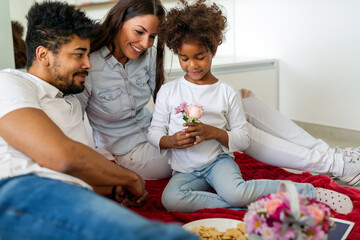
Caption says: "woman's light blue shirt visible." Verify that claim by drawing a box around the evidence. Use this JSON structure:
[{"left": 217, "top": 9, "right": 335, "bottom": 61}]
[{"left": 76, "top": 46, "right": 156, "bottom": 155}]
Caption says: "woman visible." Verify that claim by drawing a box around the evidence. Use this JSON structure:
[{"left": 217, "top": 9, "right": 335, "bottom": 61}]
[
  {"left": 77, "top": 0, "right": 360, "bottom": 186},
  {"left": 76, "top": 0, "right": 172, "bottom": 179}
]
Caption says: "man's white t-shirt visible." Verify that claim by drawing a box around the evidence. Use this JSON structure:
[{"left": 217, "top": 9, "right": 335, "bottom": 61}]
[{"left": 0, "top": 69, "right": 91, "bottom": 188}]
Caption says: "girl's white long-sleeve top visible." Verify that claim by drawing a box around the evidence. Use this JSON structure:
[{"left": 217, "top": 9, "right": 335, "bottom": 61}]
[{"left": 147, "top": 77, "right": 250, "bottom": 173}]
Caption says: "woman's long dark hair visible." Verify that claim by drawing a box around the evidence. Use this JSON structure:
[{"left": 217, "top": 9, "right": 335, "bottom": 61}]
[{"left": 92, "top": 0, "right": 165, "bottom": 102}]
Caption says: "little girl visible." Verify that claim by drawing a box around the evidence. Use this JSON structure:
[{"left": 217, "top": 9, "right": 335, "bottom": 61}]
[{"left": 147, "top": 0, "right": 353, "bottom": 214}]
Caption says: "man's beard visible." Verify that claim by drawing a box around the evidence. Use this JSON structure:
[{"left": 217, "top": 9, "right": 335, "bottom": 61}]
[
  {"left": 52, "top": 58, "right": 88, "bottom": 95},
  {"left": 53, "top": 67, "right": 87, "bottom": 95},
  {"left": 55, "top": 73, "right": 86, "bottom": 95}
]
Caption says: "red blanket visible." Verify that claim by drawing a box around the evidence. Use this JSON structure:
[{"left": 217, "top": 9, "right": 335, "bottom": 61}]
[{"left": 131, "top": 152, "right": 360, "bottom": 239}]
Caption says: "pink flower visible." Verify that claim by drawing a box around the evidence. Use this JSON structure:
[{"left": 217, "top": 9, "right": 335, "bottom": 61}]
[
  {"left": 304, "top": 225, "right": 325, "bottom": 240},
  {"left": 175, "top": 102, "right": 203, "bottom": 123},
  {"left": 260, "top": 226, "right": 276, "bottom": 240},
  {"left": 265, "top": 199, "right": 283, "bottom": 215},
  {"left": 308, "top": 205, "right": 325, "bottom": 225},
  {"left": 272, "top": 222, "right": 296, "bottom": 240},
  {"left": 175, "top": 102, "right": 188, "bottom": 114},
  {"left": 245, "top": 214, "right": 264, "bottom": 234},
  {"left": 185, "top": 104, "right": 203, "bottom": 120}
]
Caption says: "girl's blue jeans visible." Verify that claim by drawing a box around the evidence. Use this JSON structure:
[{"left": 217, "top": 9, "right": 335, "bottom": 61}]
[
  {"left": 0, "top": 174, "right": 197, "bottom": 240},
  {"left": 162, "top": 154, "right": 316, "bottom": 212}
]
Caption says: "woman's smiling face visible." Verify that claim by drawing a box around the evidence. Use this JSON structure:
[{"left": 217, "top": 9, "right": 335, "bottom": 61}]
[{"left": 113, "top": 14, "right": 159, "bottom": 65}]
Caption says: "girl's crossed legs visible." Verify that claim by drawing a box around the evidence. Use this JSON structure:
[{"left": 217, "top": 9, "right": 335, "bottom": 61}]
[{"left": 161, "top": 154, "right": 316, "bottom": 213}]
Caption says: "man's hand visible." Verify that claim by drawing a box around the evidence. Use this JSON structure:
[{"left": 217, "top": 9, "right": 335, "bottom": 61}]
[
  {"left": 112, "top": 185, "right": 148, "bottom": 207},
  {"left": 124, "top": 175, "right": 148, "bottom": 206}
]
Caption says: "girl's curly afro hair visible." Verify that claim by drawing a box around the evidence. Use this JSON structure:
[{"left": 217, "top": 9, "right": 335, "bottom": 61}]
[{"left": 159, "top": 0, "right": 227, "bottom": 55}]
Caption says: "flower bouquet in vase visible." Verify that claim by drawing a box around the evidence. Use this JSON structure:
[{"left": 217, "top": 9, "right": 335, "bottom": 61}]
[{"left": 244, "top": 181, "right": 334, "bottom": 240}]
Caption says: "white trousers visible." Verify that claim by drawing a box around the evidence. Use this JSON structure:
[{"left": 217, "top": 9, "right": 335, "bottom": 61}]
[
  {"left": 242, "top": 93, "right": 342, "bottom": 176},
  {"left": 114, "top": 142, "right": 173, "bottom": 180},
  {"left": 114, "top": 93, "right": 343, "bottom": 179}
]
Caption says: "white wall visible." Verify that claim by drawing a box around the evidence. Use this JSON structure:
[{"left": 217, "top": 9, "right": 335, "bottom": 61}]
[
  {"left": 8, "top": 0, "right": 360, "bottom": 131},
  {"left": 0, "top": 0, "right": 15, "bottom": 69},
  {"left": 80, "top": 0, "right": 236, "bottom": 63},
  {"left": 235, "top": 0, "right": 360, "bottom": 131},
  {"left": 9, "top": 0, "right": 35, "bottom": 38}
]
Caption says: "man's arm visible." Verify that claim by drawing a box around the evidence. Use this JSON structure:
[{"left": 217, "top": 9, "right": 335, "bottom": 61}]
[{"left": 0, "top": 108, "right": 146, "bottom": 201}]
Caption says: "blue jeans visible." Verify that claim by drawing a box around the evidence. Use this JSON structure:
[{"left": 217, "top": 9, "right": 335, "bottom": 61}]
[
  {"left": 162, "top": 154, "right": 316, "bottom": 212},
  {"left": 0, "top": 175, "right": 197, "bottom": 240}
]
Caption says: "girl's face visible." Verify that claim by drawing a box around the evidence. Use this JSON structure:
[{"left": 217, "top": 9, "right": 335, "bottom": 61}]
[
  {"left": 113, "top": 14, "right": 159, "bottom": 65},
  {"left": 177, "top": 41, "right": 217, "bottom": 85}
]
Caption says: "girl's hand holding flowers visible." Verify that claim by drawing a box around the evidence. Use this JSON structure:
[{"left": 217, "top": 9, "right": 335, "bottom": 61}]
[
  {"left": 173, "top": 102, "right": 228, "bottom": 147},
  {"left": 182, "top": 122, "right": 218, "bottom": 146},
  {"left": 167, "top": 130, "right": 197, "bottom": 149},
  {"left": 160, "top": 102, "right": 228, "bottom": 149},
  {"left": 175, "top": 102, "right": 208, "bottom": 146}
]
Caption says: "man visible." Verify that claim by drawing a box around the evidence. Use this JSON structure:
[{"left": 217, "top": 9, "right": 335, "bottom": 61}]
[{"left": 0, "top": 2, "right": 196, "bottom": 239}]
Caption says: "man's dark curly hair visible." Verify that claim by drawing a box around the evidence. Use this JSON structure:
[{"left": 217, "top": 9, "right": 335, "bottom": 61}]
[
  {"left": 25, "top": 1, "right": 99, "bottom": 69},
  {"left": 159, "top": 0, "right": 227, "bottom": 55}
]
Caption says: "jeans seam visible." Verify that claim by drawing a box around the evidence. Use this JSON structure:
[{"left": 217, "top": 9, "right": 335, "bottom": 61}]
[{"left": 178, "top": 175, "right": 225, "bottom": 201}]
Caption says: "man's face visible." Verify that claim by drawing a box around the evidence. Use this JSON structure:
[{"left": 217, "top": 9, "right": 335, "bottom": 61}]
[{"left": 49, "top": 35, "right": 91, "bottom": 95}]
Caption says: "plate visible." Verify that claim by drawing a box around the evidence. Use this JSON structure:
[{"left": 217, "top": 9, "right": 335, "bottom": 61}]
[{"left": 182, "top": 218, "right": 244, "bottom": 232}]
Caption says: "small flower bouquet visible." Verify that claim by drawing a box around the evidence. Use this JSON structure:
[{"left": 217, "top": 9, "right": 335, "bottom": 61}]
[
  {"left": 244, "top": 182, "right": 334, "bottom": 240},
  {"left": 175, "top": 102, "right": 203, "bottom": 123}
]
